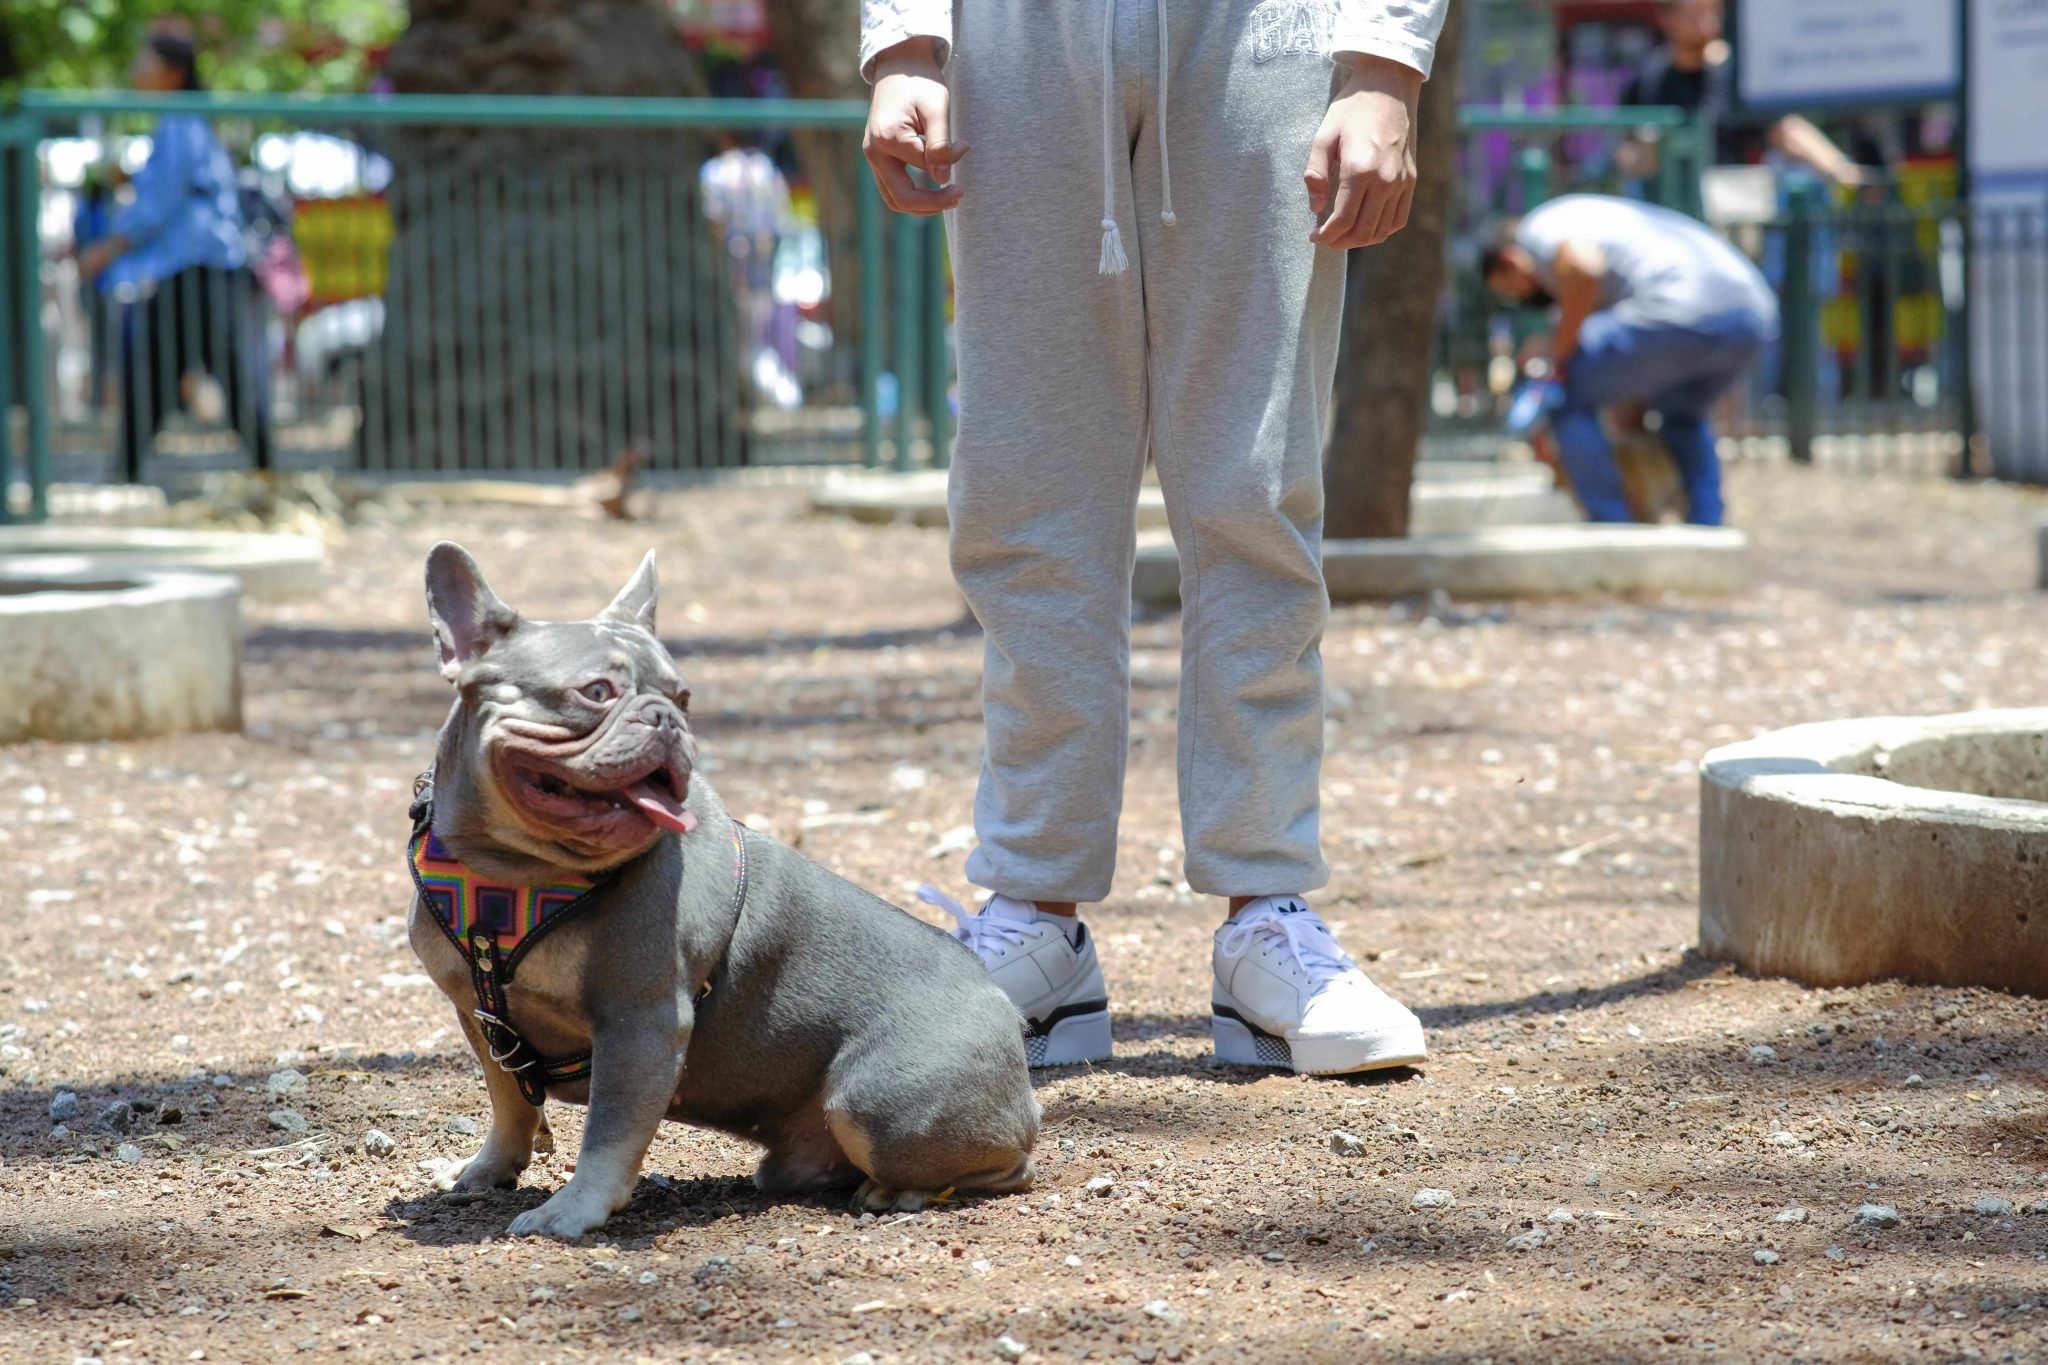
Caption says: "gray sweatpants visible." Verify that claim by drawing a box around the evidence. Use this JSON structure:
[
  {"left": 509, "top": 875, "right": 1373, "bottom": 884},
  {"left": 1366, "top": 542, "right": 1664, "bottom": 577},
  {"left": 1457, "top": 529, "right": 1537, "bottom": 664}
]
[{"left": 947, "top": 0, "right": 1345, "bottom": 904}]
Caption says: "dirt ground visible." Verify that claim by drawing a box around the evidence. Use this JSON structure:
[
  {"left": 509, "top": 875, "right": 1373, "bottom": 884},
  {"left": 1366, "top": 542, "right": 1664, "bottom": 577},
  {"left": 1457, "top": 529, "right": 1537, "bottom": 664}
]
[{"left": 5, "top": 461, "right": 2048, "bottom": 1365}]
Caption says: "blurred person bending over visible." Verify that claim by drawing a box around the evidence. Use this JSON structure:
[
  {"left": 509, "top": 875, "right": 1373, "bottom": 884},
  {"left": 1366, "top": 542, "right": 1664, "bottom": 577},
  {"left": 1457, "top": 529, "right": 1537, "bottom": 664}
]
[{"left": 1484, "top": 194, "right": 1777, "bottom": 527}]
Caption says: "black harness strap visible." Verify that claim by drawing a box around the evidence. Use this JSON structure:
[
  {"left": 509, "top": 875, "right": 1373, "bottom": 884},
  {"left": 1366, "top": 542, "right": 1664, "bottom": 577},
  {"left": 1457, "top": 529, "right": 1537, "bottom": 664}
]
[{"left": 408, "top": 771, "right": 747, "bottom": 1107}]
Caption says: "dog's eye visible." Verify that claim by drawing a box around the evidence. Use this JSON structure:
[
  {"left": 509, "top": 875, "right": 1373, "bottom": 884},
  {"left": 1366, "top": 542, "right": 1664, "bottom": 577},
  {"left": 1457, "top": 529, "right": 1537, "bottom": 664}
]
[
  {"left": 674, "top": 689, "right": 691, "bottom": 713},
  {"left": 579, "top": 680, "right": 617, "bottom": 704}
]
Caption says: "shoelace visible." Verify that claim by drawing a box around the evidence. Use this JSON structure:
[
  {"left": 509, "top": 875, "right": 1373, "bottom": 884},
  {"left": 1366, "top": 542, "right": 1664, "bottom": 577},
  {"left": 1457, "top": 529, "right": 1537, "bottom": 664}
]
[
  {"left": 917, "top": 884, "right": 1041, "bottom": 954},
  {"left": 1098, "top": 0, "right": 1176, "bottom": 276},
  {"left": 1217, "top": 904, "right": 1357, "bottom": 980}
]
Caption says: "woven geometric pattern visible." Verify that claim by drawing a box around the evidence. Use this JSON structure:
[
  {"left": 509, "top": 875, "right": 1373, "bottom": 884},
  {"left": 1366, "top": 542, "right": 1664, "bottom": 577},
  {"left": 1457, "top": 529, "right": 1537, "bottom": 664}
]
[{"left": 409, "top": 826, "right": 597, "bottom": 952}]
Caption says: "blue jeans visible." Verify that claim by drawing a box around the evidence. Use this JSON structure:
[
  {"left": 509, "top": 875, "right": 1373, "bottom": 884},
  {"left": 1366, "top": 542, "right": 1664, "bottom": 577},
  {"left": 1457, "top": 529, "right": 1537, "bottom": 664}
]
[{"left": 1556, "top": 311, "right": 1771, "bottom": 526}]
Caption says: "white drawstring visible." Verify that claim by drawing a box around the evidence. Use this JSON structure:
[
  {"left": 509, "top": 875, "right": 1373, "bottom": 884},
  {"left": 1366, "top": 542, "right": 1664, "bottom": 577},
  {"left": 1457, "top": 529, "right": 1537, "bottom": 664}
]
[
  {"left": 1098, "top": 5, "right": 1129, "bottom": 275},
  {"left": 1098, "top": 0, "right": 1176, "bottom": 277},
  {"left": 1154, "top": 0, "right": 1176, "bottom": 227}
]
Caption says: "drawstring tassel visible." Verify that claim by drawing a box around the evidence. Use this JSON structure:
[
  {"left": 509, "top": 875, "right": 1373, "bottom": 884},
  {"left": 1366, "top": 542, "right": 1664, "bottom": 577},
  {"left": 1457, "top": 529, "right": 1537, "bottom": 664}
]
[
  {"left": 1099, "top": 217, "right": 1129, "bottom": 275},
  {"left": 1160, "top": 210, "right": 1177, "bottom": 226}
]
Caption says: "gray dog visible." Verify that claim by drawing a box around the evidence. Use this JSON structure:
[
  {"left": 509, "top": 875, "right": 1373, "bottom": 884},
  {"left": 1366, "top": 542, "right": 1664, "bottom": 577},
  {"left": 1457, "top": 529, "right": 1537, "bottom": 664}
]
[{"left": 407, "top": 542, "right": 1038, "bottom": 1238}]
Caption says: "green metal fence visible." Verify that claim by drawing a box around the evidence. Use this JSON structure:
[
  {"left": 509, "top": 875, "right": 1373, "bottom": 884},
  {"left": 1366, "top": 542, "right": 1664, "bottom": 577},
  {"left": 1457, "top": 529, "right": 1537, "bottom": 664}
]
[{"left": 0, "top": 91, "right": 956, "bottom": 520}]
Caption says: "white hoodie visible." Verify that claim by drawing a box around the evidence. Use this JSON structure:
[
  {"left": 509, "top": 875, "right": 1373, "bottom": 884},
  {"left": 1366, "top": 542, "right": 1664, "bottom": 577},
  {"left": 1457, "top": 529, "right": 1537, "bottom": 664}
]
[{"left": 860, "top": 0, "right": 1449, "bottom": 82}]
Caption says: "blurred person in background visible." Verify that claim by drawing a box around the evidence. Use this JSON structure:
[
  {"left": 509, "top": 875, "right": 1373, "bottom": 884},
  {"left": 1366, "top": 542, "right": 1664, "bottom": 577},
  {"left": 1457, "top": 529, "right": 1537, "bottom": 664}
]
[
  {"left": 1624, "top": 0, "right": 1864, "bottom": 187},
  {"left": 77, "top": 32, "right": 273, "bottom": 480},
  {"left": 1483, "top": 194, "right": 1778, "bottom": 527}
]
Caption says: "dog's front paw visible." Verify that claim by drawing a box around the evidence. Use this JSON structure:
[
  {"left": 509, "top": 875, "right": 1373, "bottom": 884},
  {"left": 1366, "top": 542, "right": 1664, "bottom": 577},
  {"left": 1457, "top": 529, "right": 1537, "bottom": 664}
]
[
  {"left": 454, "top": 1144, "right": 530, "bottom": 1192},
  {"left": 507, "top": 1180, "right": 620, "bottom": 1239}
]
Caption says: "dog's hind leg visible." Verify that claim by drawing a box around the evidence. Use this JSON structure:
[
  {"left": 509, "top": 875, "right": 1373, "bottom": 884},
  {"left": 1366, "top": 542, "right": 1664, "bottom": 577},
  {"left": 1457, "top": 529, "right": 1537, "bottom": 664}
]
[{"left": 754, "top": 1098, "right": 862, "bottom": 1200}]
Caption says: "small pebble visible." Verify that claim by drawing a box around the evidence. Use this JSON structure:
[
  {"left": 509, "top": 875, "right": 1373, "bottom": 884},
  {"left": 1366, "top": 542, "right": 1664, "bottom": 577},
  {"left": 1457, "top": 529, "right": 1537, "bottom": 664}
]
[
  {"left": 1506, "top": 1230, "right": 1547, "bottom": 1251},
  {"left": 840, "top": 1355, "right": 876, "bottom": 1365},
  {"left": 993, "top": 1335, "right": 1028, "bottom": 1361},
  {"left": 1329, "top": 1130, "right": 1365, "bottom": 1158},
  {"left": 363, "top": 1129, "right": 397, "bottom": 1157},
  {"left": 1825, "top": 1246, "right": 1847, "bottom": 1261},
  {"left": 691, "top": 1299, "right": 714, "bottom": 1318},
  {"left": 1903, "top": 1073, "right": 1925, "bottom": 1089},
  {"left": 1748, "top": 1045, "right": 1779, "bottom": 1063},
  {"left": 48, "top": 1092, "right": 79, "bottom": 1123},
  {"left": 1774, "top": 1208, "right": 1809, "bottom": 1224},
  {"left": 266, "top": 1069, "right": 308, "bottom": 1098},
  {"left": 1412, "top": 1189, "right": 1455, "bottom": 1210},
  {"left": 115, "top": 1143, "right": 144, "bottom": 1164},
  {"left": 97, "top": 1101, "right": 135, "bottom": 1134},
  {"left": 1584, "top": 1172, "right": 1602, "bottom": 1188},
  {"left": 1852, "top": 1203, "right": 1900, "bottom": 1229},
  {"left": 1083, "top": 1175, "right": 1116, "bottom": 1197},
  {"left": 446, "top": 1116, "right": 481, "bottom": 1137},
  {"left": 1143, "top": 1300, "right": 1184, "bottom": 1327},
  {"left": 1754, "top": 1249, "right": 1781, "bottom": 1265},
  {"left": 1063, "top": 1255, "right": 1083, "bottom": 1268},
  {"left": 2026, "top": 1201, "right": 2048, "bottom": 1216},
  {"left": 50, "top": 1124, "right": 69, "bottom": 1140},
  {"left": 1974, "top": 1197, "right": 2016, "bottom": 1217},
  {"left": 267, "top": 1109, "right": 309, "bottom": 1134},
  {"left": 1545, "top": 1209, "right": 1575, "bottom": 1225},
  {"left": 618, "top": 1307, "right": 641, "bottom": 1323},
  {"left": 1768, "top": 1132, "right": 1804, "bottom": 1148}
]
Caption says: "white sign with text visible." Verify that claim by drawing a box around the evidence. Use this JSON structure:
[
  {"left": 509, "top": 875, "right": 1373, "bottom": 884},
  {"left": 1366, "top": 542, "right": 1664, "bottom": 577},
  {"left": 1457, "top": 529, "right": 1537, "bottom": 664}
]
[{"left": 1738, "top": 0, "right": 1959, "bottom": 107}]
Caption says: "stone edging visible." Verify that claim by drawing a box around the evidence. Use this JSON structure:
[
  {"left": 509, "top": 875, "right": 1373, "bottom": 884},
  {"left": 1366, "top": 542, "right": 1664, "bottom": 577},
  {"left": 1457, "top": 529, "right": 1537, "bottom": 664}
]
[{"left": 1699, "top": 709, "right": 2048, "bottom": 994}]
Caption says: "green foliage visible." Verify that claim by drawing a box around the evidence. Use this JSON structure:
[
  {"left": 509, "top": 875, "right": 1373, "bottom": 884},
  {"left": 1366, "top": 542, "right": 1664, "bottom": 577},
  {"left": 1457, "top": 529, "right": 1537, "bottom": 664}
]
[{"left": 3, "top": 0, "right": 406, "bottom": 94}]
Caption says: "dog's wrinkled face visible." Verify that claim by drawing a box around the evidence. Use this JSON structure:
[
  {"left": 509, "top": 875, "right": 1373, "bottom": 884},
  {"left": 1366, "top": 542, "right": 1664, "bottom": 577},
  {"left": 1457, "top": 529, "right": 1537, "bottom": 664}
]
[{"left": 425, "top": 542, "right": 696, "bottom": 872}]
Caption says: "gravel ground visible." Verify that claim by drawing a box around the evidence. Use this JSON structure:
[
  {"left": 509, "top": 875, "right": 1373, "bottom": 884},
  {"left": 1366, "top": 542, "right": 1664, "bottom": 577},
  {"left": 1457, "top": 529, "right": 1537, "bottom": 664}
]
[{"left": 4, "top": 462, "right": 2048, "bottom": 1364}]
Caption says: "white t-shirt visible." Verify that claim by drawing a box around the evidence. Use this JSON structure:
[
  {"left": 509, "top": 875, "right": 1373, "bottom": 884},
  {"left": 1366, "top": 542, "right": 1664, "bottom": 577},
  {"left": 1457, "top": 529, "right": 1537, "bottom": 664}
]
[{"left": 1516, "top": 195, "right": 1777, "bottom": 331}]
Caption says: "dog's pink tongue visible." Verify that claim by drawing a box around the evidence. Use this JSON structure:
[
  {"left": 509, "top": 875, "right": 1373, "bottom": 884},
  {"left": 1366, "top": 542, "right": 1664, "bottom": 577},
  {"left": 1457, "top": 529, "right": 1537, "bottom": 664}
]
[{"left": 626, "top": 779, "right": 698, "bottom": 835}]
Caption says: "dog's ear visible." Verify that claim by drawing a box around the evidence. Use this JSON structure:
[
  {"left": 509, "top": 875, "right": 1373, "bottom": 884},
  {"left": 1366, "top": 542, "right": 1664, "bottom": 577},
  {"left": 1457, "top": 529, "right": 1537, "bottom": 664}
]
[
  {"left": 600, "top": 550, "right": 659, "bottom": 636},
  {"left": 425, "top": 541, "right": 519, "bottom": 682}
]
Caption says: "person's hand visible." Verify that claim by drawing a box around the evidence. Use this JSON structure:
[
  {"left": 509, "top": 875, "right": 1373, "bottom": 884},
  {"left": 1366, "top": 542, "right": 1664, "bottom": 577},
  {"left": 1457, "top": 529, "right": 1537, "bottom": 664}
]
[
  {"left": 863, "top": 39, "right": 966, "bottom": 216},
  {"left": 1305, "top": 56, "right": 1423, "bottom": 249},
  {"left": 78, "top": 238, "right": 123, "bottom": 282}
]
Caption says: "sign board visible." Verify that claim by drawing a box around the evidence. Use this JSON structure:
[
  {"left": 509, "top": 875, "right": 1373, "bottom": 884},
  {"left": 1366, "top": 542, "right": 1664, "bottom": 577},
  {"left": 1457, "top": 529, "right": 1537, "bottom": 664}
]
[
  {"left": 1737, "top": 0, "right": 1959, "bottom": 108},
  {"left": 1970, "top": 0, "right": 2048, "bottom": 185}
]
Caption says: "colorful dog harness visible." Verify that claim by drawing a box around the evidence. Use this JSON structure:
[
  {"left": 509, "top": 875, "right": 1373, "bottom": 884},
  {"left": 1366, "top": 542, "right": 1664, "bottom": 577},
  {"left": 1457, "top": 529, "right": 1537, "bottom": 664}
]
[{"left": 407, "top": 771, "right": 749, "bottom": 1106}]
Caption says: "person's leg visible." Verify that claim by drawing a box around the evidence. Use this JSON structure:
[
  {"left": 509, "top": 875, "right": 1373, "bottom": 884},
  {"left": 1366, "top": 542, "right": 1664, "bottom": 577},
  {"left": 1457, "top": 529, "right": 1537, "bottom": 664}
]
[
  {"left": 1651, "top": 329, "right": 1766, "bottom": 528},
  {"left": 116, "top": 286, "right": 175, "bottom": 484},
  {"left": 947, "top": 2, "right": 1152, "bottom": 910},
  {"left": 208, "top": 268, "right": 276, "bottom": 471},
  {"left": 1555, "top": 312, "right": 1642, "bottom": 523},
  {"left": 1132, "top": 0, "right": 1336, "bottom": 903},
  {"left": 1131, "top": 3, "right": 1422, "bottom": 1074}
]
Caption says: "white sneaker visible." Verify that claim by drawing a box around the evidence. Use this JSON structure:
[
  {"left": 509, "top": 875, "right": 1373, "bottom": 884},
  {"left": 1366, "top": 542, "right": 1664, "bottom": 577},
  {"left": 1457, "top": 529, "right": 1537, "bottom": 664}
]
[
  {"left": 918, "top": 887, "right": 1113, "bottom": 1067},
  {"left": 1211, "top": 897, "right": 1426, "bottom": 1075}
]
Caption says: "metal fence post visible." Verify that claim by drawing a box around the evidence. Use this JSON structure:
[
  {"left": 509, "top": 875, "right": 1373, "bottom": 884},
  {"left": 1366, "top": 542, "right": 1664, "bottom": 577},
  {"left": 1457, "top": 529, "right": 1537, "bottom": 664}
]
[
  {"left": 1783, "top": 184, "right": 1820, "bottom": 465},
  {"left": 0, "top": 118, "right": 19, "bottom": 525},
  {"left": 7, "top": 120, "right": 49, "bottom": 520},
  {"left": 858, "top": 169, "right": 885, "bottom": 470},
  {"left": 1516, "top": 146, "right": 1550, "bottom": 213},
  {"left": 890, "top": 208, "right": 923, "bottom": 473},
  {"left": 922, "top": 216, "right": 951, "bottom": 469}
]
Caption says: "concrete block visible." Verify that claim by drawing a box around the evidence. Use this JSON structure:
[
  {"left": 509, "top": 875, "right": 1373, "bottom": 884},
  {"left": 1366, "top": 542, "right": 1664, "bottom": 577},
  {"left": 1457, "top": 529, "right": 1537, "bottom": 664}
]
[
  {"left": 1700, "top": 710, "right": 2048, "bottom": 995},
  {"left": 0, "top": 527, "right": 323, "bottom": 602},
  {"left": 1131, "top": 524, "right": 1748, "bottom": 605},
  {"left": 811, "top": 467, "right": 1577, "bottom": 537},
  {"left": 0, "top": 571, "right": 242, "bottom": 743}
]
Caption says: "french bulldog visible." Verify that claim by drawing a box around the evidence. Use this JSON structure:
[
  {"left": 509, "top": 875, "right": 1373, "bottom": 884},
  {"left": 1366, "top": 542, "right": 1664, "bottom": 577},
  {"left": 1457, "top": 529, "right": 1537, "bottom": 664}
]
[{"left": 409, "top": 542, "right": 1038, "bottom": 1238}]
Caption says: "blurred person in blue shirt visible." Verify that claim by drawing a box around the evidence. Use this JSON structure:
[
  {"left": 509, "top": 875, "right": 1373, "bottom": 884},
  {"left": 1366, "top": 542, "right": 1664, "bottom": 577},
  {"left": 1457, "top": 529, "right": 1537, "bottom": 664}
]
[{"left": 78, "top": 33, "right": 273, "bottom": 480}]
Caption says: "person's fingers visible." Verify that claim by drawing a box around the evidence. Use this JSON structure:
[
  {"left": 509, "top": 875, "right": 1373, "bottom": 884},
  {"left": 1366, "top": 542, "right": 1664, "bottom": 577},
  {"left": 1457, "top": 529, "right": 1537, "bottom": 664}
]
[
  {"left": 1302, "top": 124, "right": 1339, "bottom": 220},
  {"left": 915, "top": 98, "right": 968, "bottom": 184},
  {"left": 1357, "top": 180, "right": 1403, "bottom": 247},
  {"left": 1312, "top": 153, "right": 1370, "bottom": 248},
  {"left": 1386, "top": 183, "right": 1416, "bottom": 239},
  {"left": 865, "top": 145, "right": 960, "bottom": 216}
]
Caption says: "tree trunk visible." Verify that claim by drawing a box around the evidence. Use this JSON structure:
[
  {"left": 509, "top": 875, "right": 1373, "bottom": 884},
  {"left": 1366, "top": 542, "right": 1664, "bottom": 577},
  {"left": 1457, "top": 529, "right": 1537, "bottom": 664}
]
[
  {"left": 1322, "top": 0, "right": 1468, "bottom": 539},
  {"left": 365, "top": 0, "right": 739, "bottom": 472}
]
